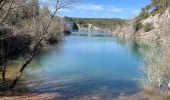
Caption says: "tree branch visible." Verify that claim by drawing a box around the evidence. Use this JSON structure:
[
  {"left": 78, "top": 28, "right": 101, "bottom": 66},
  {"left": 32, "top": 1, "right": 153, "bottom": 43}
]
[
  {"left": 9, "top": 0, "right": 79, "bottom": 89},
  {"left": 0, "top": 1, "right": 13, "bottom": 25}
]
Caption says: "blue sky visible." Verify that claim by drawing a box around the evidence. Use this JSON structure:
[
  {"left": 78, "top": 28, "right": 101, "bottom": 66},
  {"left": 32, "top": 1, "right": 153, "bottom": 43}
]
[{"left": 40, "top": 0, "right": 151, "bottom": 19}]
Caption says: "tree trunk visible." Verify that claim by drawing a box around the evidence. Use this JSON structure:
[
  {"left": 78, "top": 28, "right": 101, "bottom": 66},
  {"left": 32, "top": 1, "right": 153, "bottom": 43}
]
[
  {"left": 2, "top": 63, "right": 7, "bottom": 82},
  {"left": 9, "top": 71, "right": 22, "bottom": 89},
  {"left": 9, "top": 56, "right": 33, "bottom": 89},
  {"left": 8, "top": 0, "right": 76, "bottom": 89}
]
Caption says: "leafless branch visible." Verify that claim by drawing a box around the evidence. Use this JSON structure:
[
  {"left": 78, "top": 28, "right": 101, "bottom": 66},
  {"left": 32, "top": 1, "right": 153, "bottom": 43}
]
[
  {"left": 9, "top": 0, "right": 79, "bottom": 89},
  {"left": 0, "top": 1, "right": 13, "bottom": 24}
]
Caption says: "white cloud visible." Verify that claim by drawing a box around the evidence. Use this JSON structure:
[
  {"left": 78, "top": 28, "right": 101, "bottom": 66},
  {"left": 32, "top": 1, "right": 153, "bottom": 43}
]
[
  {"left": 111, "top": 8, "right": 123, "bottom": 12},
  {"left": 39, "top": 0, "right": 128, "bottom": 13},
  {"left": 132, "top": 10, "right": 140, "bottom": 13},
  {"left": 76, "top": 4, "right": 104, "bottom": 11},
  {"left": 112, "top": 9, "right": 122, "bottom": 12},
  {"left": 59, "top": 9, "right": 73, "bottom": 13},
  {"left": 109, "top": 6, "right": 130, "bottom": 13},
  {"left": 74, "top": 4, "right": 128, "bottom": 13},
  {"left": 39, "top": 1, "right": 138, "bottom": 18}
]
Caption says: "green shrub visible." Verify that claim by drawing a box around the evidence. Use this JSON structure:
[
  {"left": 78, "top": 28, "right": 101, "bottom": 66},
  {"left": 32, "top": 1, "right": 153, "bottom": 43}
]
[
  {"left": 73, "top": 18, "right": 126, "bottom": 29},
  {"left": 133, "top": 22, "right": 143, "bottom": 32},
  {"left": 143, "top": 23, "right": 154, "bottom": 32},
  {"left": 133, "top": 11, "right": 150, "bottom": 32}
]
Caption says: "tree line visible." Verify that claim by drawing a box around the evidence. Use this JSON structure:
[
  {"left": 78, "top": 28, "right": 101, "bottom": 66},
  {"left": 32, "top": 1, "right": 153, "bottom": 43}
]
[{"left": 65, "top": 17, "right": 127, "bottom": 30}]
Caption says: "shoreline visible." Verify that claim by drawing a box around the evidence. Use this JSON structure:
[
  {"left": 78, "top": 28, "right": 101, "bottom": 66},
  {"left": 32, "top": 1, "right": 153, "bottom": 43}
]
[{"left": 0, "top": 91, "right": 167, "bottom": 100}]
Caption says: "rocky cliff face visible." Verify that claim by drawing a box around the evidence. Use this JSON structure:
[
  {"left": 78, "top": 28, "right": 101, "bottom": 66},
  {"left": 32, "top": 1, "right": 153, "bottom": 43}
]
[
  {"left": 137, "top": 9, "right": 170, "bottom": 42},
  {"left": 142, "top": 9, "right": 170, "bottom": 28},
  {"left": 112, "top": 9, "right": 170, "bottom": 42},
  {"left": 112, "top": 20, "right": 134, "bottom": 38}
]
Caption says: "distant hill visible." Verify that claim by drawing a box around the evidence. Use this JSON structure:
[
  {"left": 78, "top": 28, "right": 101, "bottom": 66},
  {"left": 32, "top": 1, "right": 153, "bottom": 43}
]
[{"left": 64, "top": 17, "right": 127, "bottom": 31}]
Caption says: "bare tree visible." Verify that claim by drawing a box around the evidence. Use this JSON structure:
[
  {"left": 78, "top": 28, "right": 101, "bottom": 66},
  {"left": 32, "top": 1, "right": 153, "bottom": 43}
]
[
  {"left": 0, "top": 28, "right": 13, "bottom": 83},
  {"left": 0, "top": 1, "right": 13, "bottom": 24},
  {"left": 0, "top": 0, "right": 37, "bottom": 83},
  {"left": 9, "top": 0, "right": 79, "bottom": 89}
]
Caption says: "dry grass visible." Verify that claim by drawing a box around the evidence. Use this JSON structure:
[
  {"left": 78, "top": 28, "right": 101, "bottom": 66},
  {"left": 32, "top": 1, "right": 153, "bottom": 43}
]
[{"left": 141, "top": 41, "right": 170, "bottom": 97}]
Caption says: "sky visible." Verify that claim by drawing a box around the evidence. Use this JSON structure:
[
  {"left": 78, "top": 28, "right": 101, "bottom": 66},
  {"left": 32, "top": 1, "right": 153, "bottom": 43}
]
[{"left": 39, "top": 0, "right": 151, "bottom": 19}]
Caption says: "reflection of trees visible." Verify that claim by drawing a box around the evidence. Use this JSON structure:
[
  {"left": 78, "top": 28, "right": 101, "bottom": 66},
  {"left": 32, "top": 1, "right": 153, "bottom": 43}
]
[
  {"left": 115, "top": 38, "right": 150, "bottom": 59},
  {"left": 128, "top": 40, "right": 146, "bottom": 59},
  {"left": 0, "top": 64, "right": 33, "bottom": 94},
  {"left": 25, "top": 44, "right": 64, "bottom": 76},
  {"left": 0, "top": 43, "right": 65, "bottom": 93}
]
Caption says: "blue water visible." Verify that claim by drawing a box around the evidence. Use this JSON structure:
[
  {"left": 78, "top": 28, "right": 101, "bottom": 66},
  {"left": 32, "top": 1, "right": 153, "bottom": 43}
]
[{"left": 25, "top": 30, "right": 144, "bottom": 99}]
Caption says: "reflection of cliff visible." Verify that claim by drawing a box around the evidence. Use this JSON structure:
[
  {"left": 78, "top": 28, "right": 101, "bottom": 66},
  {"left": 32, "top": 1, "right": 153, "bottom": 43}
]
[{"left": 77, "top": 23, "right": 102, "bottom": 31}]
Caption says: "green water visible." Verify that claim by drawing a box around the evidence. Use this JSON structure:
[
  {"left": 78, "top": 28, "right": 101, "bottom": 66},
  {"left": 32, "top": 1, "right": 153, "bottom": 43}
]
[{"left": 24, "top": 30, "right": 146, "bottom": 98}]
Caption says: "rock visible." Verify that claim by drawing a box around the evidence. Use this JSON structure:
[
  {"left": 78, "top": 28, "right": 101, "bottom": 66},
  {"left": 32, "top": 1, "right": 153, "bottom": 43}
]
[
  {"left": 112, "top": 20, "right": 134, "bottom": 38},
  {"left": 142, "top": 9, "right": 170, "bottom": 28}
]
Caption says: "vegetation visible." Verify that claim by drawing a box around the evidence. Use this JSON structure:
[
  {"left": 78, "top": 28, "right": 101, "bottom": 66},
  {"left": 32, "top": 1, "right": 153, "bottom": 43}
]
[
  {"left": 152, "top": 0, "right": 170, "bottom": 14},
  {"left": 133, "top": 0, "right": 170, "bottom": 32},
  {"left": 141, "top": 42, "right": 170, "bottom": 96},
  {"left": 133, "top": 6, "right": 150, "bottom": 32},
  {"left": 143, "top": 23, "right": 154, "bottom": 32},
  {"left": 0, "top": 0, "right": 78, "bottom": 90},
  {"left": 67, "top": 17, "right": 127, "bottom": 30},
  {"left": 132, "top": 0, "right": 170, "bottom": 96}
]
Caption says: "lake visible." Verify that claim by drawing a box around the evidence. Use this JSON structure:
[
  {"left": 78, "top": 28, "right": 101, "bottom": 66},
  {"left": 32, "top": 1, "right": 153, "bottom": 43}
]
[{"left": 22, "top": 30, "right": 155, "bottom": 99}]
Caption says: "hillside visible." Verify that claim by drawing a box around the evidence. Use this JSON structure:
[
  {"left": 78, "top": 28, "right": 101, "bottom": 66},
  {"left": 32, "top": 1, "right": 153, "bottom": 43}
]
[
  {"left": 64, "top": 17, "right": 127, "bottom": 31},
  {"left": 112, "top": 0, "right": 170, "bottom": 43},
  {"left": 137, "top": 9, "right": 170, "bottom": 42}
]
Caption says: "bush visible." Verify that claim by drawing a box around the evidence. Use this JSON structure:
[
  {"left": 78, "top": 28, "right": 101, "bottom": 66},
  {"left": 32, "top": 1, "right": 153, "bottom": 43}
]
[
  {"left": 133, "top": 22, "right": 143, "bottom": 32},
  {"left": 133, "top": 13, "right": 150, "bottom": 32},
  {"left": 143, "top": 23, "right": 154, "bottom": 32}
]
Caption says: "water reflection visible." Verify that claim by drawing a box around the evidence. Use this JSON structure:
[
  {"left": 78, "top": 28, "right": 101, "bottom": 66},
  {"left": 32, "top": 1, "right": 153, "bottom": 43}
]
[{"left": 21, "top": 31, "right": 144, "bottom": 99}]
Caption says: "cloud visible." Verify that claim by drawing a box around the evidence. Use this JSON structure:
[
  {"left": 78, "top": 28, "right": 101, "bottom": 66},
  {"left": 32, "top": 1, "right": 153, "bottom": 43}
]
[
  {"left": 39, "top": 0, "right": 127, "bottom": 13},
  {"left": 76, "top": 4, "right": 104, "bottom": 11},
  {"left": 112, "top": 8, "right": 122, "bottom": 12},
  {"left": 110, "top": 7, "right": 123, "bottom": 12},
  {"left": 59, "top": 9, "right": 73, "bottom": 13},
  {"left": 132, "top": 10, "right": 140, "bottom": 13},
  {"left": 73, "top": 4, "right": 129, "bottom": 14},
  {"left": 38, "top": 0, "right": 140, "bottom": 18}
]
